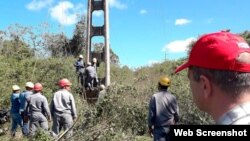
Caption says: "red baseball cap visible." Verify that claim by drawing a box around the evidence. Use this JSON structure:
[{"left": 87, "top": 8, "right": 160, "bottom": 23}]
[{"left": 175, "top": 31, "right": 250, "bottom": 73}]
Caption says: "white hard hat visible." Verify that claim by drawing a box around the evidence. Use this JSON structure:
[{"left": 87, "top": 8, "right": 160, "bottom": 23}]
[
  {"left": 87, "top": 62, "right": 92, "bottom": 66},
  {"left": 79, "top": 55, "right": 83, "bottom": 58},
  {"left": 12, "top": 85, "right": 20, "bottom": 91},
  {"left": 100, "top": 84, "right": 105, "bottom": 90},
  {"left": 93, "top": 58, "right": 97, "bottom": 63},
  {"left": 25, "top": 82, "right": 34, "bottom": 88}
]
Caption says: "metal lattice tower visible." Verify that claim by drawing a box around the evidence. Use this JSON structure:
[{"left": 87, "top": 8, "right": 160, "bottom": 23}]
[{"left": 86, "top": 0, "right": 110, "bottom": 86}]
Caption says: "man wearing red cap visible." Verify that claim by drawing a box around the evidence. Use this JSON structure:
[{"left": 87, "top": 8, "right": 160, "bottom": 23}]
[
  {"left": 175, "top": 31, "right": 250, "bottom": 124},
  {"left": 24, "top": 83, "right": 51, "bottom": 135},
  {"left": 50, "top": 78, "right": 77, "bottom": 138}
]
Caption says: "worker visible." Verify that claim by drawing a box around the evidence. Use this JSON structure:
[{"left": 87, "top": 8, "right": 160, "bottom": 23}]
[
  {"left": 148, "top": 76, "right": 179, "bottom": 141},
  {"left": 92, "top": 58, "right": 99, "bottom": 86},
  {"left": 85, "top": 62, "right": 98, "bottom": 90},
  {"left": 50, "top": 78, "right": 77, "bottom": 139},
  {"left": 96, "top": 84, "right": 106, "bottom": 104},
  {"left": 96, "top": 84, "right": 106, "bottom": 116},
  {"left": 175, "top": 31, "right": 250, "bottom": 124},
  {"left": 24, "top": 83, "right": 51, "bottom": 136},
  {"left": 74, "top": 54, "right": 85, "bottom": 87},
  {"left": 19, "top": 82, "right": 34, "bottom": 136},
  {"left": 10, "top": 85, "right": 22, "bottom": 137},
  {"left": 92, "top": 57, "right": 97, "bottom": 72}
]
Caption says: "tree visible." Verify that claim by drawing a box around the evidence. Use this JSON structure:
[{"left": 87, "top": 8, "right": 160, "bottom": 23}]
[
  {"left": 92, "top": 43, "right": 119, "bottom": 65},
  {"left": 42, "top": 16, "right": 87, "bottom": 58},
  {"left": 43, "top": 33, "right": 69, "bottom": 57},
  {"left": 0, "top": 25, "right": 35, "bottom": 59},
  {"left": 68, "top": 16, "right": 87, "bottom": 57},
  {"left": 239, "top": 30, "right": 250, "bottom": 45},
  {"left": 0, "top": 39, "right": 34, "bottom": 59},
  {"left": 186, "top": 39, "right": 196, "bottom": 57}
]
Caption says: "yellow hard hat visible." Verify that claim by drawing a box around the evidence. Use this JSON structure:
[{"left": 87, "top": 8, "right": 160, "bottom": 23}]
[
  {"left": 159, "top": 76, "right": 171, "bottom": 86},
  {"left": 12, "top": 85, "right": 20, "bottom": 91}
]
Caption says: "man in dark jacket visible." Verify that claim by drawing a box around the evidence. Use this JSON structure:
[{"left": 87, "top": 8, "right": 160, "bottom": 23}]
[
  {"left": 148, "top": 76, "right": 179, "bottom": 141},
  {"left": 74, "top": 55, "right": 85, "bottom": 87}
]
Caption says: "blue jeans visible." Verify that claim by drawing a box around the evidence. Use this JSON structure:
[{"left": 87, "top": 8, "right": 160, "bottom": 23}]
[
  {"left": 11, "top": 113, "right": 23, "bottom": 133},
  {"left": 20, "top": 111, "right": 29, "bottom": 136},
  {"left": 22, "top": 122, "right": 29, "bottom": 136}
]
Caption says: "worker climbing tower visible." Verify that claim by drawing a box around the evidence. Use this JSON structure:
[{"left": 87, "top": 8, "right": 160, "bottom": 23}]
[{"left": 86, "top": 0, "right": 110, "bottom": 86}]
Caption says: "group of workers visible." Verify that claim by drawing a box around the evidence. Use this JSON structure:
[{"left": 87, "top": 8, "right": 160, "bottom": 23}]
[
  {"left": 74, "top": 55, "right": 99, "bottom": 90},
  {"left": 10, "top": 78, "right": 77, "bottom": 139},
  {"left": 8, "top": 31, "right": 250, "bottom": 140}
]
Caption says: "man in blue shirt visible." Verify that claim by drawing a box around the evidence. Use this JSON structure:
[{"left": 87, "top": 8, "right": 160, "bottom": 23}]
[
  {"left": 19, "top": 82, "right": 34, "bottom": 136},
  {"left": 74, "top": 55, "right": 85, "bottom": 87},
  {"left": 10, "top": 85, "right": 22, "bottom": 137},
  {"left": 148, "top": 76, "right": 179, "bottom": 141}
]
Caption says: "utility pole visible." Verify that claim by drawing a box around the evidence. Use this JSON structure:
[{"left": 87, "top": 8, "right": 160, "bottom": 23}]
[
  {"left": 104, "top": 0, "right": 110, "bottom": 86},
  {"left": 165, "top": 50, "right": 168, "bottom": 61},
  {"left": 86, "top": 0, "right": 110, "bottom": 86}
]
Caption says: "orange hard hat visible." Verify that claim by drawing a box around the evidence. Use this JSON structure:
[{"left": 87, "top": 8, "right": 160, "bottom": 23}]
[
  {"left": 34, "top": 83, "right": 43, "bottom": 91},
  {"left": 58, "top": 78, "right": 72, "bottom": 87}
]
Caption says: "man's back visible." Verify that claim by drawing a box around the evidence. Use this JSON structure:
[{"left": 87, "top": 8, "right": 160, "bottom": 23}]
[
  {"left": 27, "top": 92, "right": 49, "bottom": 115},
  {"left": 51, "top": 89, "right": 77, "bottom": 118},
  {"left": 149, "top": 91, "right": 179, "bottom": 127},
  {"left": 86, "top": 65, "right": 96, "bottom": 78},
  {"left": 10, "top": 93, "right": 20, "bottom": 114},
  {"left": 19, "top": 90, "right": 33, "bottom": 112}
]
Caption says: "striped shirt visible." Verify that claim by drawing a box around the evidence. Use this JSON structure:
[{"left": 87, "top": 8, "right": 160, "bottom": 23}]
[{"left": 217, "top": 102, "right": 250, "bottom": 125}]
